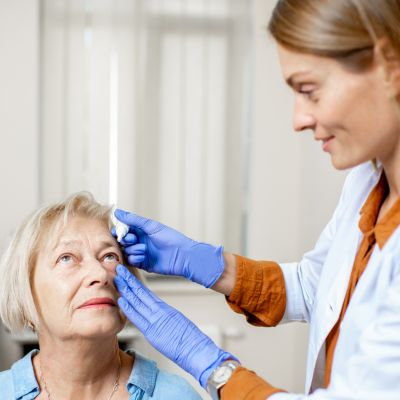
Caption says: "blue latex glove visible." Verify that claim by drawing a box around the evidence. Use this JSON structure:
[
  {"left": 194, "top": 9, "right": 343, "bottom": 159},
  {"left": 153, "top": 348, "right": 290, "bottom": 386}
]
[
  {"left": 114, "top": 264, "right": 238, "bottom": 388},
  {"left": 113, "top": 209, "right": 225, "bottom": 288}
]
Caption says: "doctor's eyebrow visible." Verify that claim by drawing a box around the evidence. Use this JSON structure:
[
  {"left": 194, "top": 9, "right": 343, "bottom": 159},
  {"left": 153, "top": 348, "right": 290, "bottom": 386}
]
[{"left": 286, "top": 71, "right": 312, "bottom": 87}]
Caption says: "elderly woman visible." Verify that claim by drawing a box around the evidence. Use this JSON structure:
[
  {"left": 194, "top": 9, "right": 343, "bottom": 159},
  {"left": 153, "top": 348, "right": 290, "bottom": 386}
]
[{"left": 0, "top": 192, "right": 201, "bottom": 400}]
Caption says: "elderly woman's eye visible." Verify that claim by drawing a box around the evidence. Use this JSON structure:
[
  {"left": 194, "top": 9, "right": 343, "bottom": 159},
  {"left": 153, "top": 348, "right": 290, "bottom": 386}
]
[
  {"left": 103, "top": 253, "right": 119, "bottom": 263},
  {"left": 57, "top": 254, "right": 74, "bottom": 265}
]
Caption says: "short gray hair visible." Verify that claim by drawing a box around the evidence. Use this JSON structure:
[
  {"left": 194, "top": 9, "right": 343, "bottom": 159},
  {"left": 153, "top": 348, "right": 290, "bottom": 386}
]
[{"left": 0, "top": 192, "right": 134, "bottom": 333}]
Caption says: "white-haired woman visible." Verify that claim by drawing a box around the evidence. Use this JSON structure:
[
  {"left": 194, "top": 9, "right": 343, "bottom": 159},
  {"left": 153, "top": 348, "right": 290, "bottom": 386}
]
[
  {"left": 105, "top": 0, "right": 400, "bottom": 399},
  {"left": 0, "top": 192, "right": 201, "bottom": 400}
]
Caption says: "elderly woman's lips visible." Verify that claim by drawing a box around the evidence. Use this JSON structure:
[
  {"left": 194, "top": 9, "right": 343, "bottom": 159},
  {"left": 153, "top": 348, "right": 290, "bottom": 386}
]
[{"left": 78, "top": 297, "right": 117, "bottom": 309}]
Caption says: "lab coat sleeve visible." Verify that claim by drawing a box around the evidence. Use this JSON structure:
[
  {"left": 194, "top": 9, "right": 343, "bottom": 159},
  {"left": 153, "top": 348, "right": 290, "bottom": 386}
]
[
  {"left": 279, "top": 169, "right": 354, "bottom": 323},
  {"left": 226, "top": 168, "right": 354, "bottom": 326},
  {"left": 268, "top": 252, "right": 400, "bottom": 400}
]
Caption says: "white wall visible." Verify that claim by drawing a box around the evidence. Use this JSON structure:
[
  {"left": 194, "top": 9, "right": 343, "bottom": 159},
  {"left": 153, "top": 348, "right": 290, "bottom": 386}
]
[
  {"left": 0, "top": 0, "right": 40, "bottom": 369},
  {"left": 249, "top": 0, "right": 346, "bottom": 261}
]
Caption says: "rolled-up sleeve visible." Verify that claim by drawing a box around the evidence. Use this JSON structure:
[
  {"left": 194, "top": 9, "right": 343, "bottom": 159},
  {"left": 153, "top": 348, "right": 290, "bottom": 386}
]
[
  {"left": 226, "top": 255, "right": 286, "bottom": 326},
  {"left": 221, "top": 367, "right": 285, "bottom": 399}
]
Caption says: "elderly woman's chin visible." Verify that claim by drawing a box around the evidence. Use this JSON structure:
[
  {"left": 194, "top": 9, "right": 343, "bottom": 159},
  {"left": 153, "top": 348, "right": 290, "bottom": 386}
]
[
  {"left": 69, "top": 307, "right": 127, "bottom": 339},
  {"left": 39, "top": 307, "right": 128, "bottom": 340}
]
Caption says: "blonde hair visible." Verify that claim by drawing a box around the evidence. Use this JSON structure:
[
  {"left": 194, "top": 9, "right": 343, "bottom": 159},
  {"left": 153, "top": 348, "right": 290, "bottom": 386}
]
[
  {"left": 268, "top": 0, "right": 400, "bottom": 71},
  {"left": 0, "top": 192, "right": 138, "bottom": 333}
]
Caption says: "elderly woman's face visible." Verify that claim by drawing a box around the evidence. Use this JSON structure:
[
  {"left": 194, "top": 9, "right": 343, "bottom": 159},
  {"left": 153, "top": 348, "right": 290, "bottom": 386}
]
[{"left": 32, "top": 215, "right": 126, "bottom": 340}]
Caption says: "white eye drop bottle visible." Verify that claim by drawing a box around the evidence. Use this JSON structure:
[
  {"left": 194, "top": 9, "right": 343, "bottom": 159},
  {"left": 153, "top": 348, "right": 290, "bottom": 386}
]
[{"left": 111, "top": 207, "right": 129, "bottom": 242}]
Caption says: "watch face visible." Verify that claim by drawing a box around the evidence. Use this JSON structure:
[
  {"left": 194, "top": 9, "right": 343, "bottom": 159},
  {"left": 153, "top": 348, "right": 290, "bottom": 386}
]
[{"left": 213, "top": 366, "right": 233, "bottom": 384}]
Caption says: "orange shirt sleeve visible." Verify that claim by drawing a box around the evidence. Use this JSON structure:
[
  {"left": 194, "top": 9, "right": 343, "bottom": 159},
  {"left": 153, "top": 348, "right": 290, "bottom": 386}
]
[
  {"left": 221, "top": 367, "right": 285, "bottom": 399},
  {"left": 226, "top": 255, "right": 286, "bottom": 326}
]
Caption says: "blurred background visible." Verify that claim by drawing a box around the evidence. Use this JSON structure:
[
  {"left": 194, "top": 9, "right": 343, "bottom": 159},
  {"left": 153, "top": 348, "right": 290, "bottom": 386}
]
[{"left": 0, "top": 0, "right": 346, "bottom": 397}]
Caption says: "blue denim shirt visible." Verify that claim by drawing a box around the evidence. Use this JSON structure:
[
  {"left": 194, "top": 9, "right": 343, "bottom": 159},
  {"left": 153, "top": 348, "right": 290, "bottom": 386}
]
[{"left": 0, "top": 349, "right": 202, "bottom": 400}]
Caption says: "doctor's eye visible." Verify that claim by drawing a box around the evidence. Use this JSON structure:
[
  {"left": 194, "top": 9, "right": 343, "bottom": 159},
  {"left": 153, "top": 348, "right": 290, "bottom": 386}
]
[
  {"left": 299, "top": 89, "right": 313, "bottom": 98},
  {"left": 298, "top": 84, "right": 318, "bottom": 101}
]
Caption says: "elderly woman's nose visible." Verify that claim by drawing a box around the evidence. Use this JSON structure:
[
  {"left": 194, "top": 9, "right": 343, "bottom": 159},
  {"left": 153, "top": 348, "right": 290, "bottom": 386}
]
[{"left": 84, "top": 258, "right": 112, "bottom": 286}]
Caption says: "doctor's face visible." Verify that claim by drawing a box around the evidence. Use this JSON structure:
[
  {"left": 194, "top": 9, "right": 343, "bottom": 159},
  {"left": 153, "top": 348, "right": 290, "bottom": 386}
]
[
  {"left": 32, "top": 215, "right": 126, "bottom": 341},
  {"left": 277, "top": 44, "right": 400, "bottom": 170}
]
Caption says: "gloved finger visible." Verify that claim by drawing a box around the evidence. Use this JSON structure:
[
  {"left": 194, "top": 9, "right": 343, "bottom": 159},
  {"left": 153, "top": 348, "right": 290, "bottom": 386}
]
[
  {"left": 118, "top": 233, "right": 138, "bottom": 246},
  {"left": 127, "top": 254, "right": 146, "bottom": 266},
  {"left": 116, "top": 264, "right": 162, "bottom": 310},
  {"left": 115, "top": 209, "right": 163, "bottom": 236},
  {"left": 111, "top": 226, "right": 117, "bottom": 237},
  {"left": 117, "top": 297, "right": 150, "bottom": 332},
  {"left": 124, "top": 243, "right": 146, "bottom": 255},
  {"left": 114, "top": 275, "right": 153, "bottom": 317},
  {"left": 111, "top": 227, "right": 137, "bottom": 244}
]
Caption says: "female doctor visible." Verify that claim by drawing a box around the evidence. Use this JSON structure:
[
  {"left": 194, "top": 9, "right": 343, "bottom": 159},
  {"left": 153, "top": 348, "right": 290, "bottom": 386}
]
[{"left": 113, "top": 0, "right": 400, "bottom": 399}]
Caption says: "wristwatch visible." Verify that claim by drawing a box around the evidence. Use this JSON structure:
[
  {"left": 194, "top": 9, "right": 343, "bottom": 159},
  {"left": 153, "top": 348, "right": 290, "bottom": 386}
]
[{"left": 207, "top": 360, "right": 240, "bottom": 400}]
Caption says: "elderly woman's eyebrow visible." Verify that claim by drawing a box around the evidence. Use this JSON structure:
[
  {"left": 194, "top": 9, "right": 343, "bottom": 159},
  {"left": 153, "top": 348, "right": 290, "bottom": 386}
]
[
  {"left": 52, "top": 240, "right": 81, "bottom": 251},
  {"left": 98, "top": 239, "right": 120, "bottom": 250},
  {"left": 52, "top": 239, "right": 119, "bottom": 251}
]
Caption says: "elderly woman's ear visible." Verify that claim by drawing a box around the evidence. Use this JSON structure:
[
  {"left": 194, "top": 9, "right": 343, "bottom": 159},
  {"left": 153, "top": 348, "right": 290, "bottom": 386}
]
[{"left": 27, "top": 321, "right": 36, "bottom": 332}]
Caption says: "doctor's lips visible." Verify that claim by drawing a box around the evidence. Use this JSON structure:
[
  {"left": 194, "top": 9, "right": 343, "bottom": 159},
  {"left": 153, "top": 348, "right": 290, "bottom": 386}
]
[
  {"left": 315, "top": 135, "right": 335, "bottom": 152},
  {"left": 78, "top": 297, "right": 117, "bottom": 309}
]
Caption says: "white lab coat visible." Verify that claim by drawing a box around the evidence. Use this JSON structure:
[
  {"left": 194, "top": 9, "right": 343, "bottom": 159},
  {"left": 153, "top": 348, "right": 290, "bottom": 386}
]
[{"left": 270, "top": 162, "right": 400, "bottom": 400}]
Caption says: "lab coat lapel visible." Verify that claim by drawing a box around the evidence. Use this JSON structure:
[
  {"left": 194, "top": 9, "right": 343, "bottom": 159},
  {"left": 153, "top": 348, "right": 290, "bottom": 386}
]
[{"left": 306, "top": 220, "right": 362, "bottom": 392}]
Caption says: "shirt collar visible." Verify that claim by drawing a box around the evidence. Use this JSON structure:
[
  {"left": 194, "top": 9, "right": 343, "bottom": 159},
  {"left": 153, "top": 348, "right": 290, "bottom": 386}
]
[
  {"left": 11, "top": 349, "right": 40, "bottom": 400},
  {"left": 359, "top": 171, "right": 400, "bottom": 249},
  {"left": 10, "top": 349, "right": 158, "bottom": 399},
  {"left": 375, "top": 195, "right": 400, "bottom": 248},
  {"left": 125, "top": 350, "right": 158, "bottom": 397}
]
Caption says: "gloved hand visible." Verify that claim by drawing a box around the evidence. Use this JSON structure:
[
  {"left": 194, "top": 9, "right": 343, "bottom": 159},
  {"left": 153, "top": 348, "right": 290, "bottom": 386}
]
[
  {"left": 114, "top": 264, "right": 238, "bottom": 388},
  {"left": 113, "top": 209, "right": 225, "bottom": 288}
]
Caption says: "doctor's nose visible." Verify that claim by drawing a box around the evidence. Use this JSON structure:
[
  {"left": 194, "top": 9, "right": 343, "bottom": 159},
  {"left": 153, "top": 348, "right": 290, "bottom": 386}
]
[{"left": 292, "top": 102, "right": 316, "bottom": 132}]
